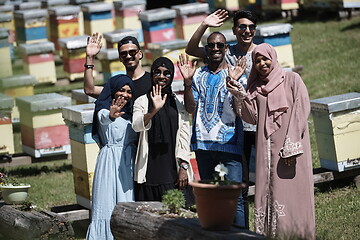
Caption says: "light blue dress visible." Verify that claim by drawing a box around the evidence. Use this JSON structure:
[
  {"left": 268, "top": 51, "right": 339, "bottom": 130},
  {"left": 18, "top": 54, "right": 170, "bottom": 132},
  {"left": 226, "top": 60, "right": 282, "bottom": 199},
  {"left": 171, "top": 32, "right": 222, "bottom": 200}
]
[{"left": 86, "top": 109, "right": 138, "bottom": 240}]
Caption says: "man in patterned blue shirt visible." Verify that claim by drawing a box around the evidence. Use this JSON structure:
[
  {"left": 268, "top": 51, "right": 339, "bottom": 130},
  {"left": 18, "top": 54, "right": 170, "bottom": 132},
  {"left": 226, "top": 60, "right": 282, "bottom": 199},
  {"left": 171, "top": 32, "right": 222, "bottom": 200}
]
[{"left": 179, "top": 31, "right": 247, "bottom": 228}]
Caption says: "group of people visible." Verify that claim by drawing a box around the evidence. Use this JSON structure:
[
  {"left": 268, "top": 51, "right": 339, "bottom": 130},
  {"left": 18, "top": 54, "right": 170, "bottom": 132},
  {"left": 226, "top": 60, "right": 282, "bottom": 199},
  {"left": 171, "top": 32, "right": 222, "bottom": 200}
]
[{"left": 83, "top": 9, "right": 316, "bottom": 240}]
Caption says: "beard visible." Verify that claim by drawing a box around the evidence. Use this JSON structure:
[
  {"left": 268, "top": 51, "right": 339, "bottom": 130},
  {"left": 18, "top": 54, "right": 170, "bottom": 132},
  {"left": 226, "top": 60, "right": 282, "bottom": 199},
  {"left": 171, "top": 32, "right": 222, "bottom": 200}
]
[{"left": 126, "top": 65, "right": 137, "bottom": 72}]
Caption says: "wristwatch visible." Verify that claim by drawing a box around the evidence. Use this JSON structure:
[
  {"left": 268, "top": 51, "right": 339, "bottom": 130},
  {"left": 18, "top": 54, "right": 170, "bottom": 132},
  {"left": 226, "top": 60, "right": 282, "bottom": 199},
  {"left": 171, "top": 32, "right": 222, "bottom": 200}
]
[{"left": 180, "top": 163, "right": 189, "bottom": 170}]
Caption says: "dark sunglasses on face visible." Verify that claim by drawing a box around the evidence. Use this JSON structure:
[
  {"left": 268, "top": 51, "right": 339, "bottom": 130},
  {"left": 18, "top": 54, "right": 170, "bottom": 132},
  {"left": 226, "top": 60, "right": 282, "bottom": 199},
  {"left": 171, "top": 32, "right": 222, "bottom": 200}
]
[
  {"left": 153, "top": 70, "right": 172, "bottom": 78},
  {"left": 238, "top": 24, "right": 256, "bottom": 31},
  {"left": 119, "top": 49, "right": 139, "bottom": 58},
  {"left": 206, "top": 42, "right": 225, "bottom": 49}
]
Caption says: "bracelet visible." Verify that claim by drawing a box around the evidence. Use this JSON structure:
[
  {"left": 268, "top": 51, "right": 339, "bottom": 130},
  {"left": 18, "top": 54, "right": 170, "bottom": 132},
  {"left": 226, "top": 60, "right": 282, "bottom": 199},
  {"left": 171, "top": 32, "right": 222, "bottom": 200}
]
[
  {"left": 183, "top": 83, "right": 192, "bottom": 88},
  {"left": 84, "top": 64, "right": 94, "bottom": 69}
]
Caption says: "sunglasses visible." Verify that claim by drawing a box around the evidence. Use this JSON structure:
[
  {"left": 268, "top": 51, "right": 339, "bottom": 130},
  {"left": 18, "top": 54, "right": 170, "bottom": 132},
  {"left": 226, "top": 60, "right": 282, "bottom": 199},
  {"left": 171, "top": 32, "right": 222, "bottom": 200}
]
[
  {"left": 119, "top": 49, "right": 139, "bottom": 58},
  {"left": 153, "top": 70, "right": 172, "bottom": 78},
  {"left": 206, "top": 42, "right": 225, "bottom": 49},
  {"left": 238, "top": 24, "right": 256, "bottom": 31}
]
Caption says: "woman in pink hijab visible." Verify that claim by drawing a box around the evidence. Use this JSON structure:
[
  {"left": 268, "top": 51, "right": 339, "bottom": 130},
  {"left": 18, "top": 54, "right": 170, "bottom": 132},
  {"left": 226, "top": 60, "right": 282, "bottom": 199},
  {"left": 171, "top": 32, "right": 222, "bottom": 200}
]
[{"left": 227, "top": 43, "right": 315, "bottom": 239}]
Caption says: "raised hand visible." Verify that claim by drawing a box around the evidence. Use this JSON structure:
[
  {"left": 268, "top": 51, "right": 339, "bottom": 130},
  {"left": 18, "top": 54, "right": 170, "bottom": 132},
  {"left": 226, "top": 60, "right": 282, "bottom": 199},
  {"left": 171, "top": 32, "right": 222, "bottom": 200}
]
[
  {"left": 203, "top": 9, "right": 229, "bottom": 28},
  {"left": 109, "top": 97, "right": 127, "bottom": 119},
  {"left": 226, "top": 76, "right": 247, "bottom": 100},
  {"left": 228, "top": 56, "right": 247, "bottom": 81},
  {"left": 86, "top": 32, "right": 102, "bottom": 58},
  {"left": 178, "top": 54, "right": 197, "bottom": 87},
  {"left": 150, "top": 84, "right": 167, "bottom": 110}
]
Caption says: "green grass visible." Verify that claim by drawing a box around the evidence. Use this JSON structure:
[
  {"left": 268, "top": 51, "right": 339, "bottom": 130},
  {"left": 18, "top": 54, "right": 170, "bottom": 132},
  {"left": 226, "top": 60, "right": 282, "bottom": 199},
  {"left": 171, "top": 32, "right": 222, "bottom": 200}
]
[{"left": 2, "top": 13, "right": 360, "bottom": 240}]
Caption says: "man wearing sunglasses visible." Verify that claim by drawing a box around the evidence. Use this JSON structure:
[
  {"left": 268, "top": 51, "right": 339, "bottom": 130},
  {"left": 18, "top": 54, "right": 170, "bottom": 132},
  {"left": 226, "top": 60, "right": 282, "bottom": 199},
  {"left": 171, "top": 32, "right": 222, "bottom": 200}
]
[
  {"left": 180, "top": 31, "right": 246, "bottom": 229},
  {"left": 84, "top": 33, "right": 152, "bottom": 100},
  {"left": 185, "top": 10, "right": 258, "bottom": 230}
]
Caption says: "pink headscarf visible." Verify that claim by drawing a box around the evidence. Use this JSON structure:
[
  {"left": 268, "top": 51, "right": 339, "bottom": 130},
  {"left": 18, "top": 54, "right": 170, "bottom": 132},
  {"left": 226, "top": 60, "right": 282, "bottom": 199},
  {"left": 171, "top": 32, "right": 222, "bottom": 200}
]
[{"left": 247, "top": 43, "right": 288, "bottom": 138}]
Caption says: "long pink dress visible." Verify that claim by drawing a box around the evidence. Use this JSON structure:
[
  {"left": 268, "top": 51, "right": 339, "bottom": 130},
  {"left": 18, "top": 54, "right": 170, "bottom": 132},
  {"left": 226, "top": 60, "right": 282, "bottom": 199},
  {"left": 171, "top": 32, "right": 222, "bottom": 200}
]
[{"left": 236, "top": 44, "right": 316, "bottom": 239}]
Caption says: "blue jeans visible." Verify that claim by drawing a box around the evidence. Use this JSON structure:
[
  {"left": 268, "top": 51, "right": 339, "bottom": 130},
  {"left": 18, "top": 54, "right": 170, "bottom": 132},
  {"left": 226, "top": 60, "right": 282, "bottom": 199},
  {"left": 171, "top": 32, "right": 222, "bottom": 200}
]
[{"left": 195, "top": 150, "right": 248, "bottom": 228}]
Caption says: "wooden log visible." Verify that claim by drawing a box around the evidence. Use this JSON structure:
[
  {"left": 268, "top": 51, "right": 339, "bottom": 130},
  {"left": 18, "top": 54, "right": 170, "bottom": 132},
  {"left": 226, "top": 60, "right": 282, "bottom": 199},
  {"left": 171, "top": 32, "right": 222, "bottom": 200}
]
[
  {"left": 0, "top": 202, "right": 74, "bottom": 240},
  {"left": 110, "top": 202, "right": 265, "bottom": 240}
]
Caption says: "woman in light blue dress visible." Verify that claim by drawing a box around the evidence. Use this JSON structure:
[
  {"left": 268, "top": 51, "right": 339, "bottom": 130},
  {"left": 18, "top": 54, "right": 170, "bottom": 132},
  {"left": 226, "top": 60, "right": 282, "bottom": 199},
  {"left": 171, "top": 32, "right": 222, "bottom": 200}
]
[{"left": 86, "top": 74, "right": 138, "bottom": 240}]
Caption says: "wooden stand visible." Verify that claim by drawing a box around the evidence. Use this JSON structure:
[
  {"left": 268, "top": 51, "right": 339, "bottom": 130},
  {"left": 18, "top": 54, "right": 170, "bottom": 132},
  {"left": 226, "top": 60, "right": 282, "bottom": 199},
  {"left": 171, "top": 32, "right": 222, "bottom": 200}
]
[{"left": 110, "top": 202, "right": 265, "bottom": 240}]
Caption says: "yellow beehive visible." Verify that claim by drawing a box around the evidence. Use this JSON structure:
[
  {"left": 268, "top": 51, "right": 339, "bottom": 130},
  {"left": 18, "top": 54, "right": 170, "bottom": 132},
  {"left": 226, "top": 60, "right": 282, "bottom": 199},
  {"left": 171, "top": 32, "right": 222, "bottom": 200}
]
[
  {"left": 0, "top": 28, "right": 12, "bottom": 78},
  {"left": 311, "top": 92, "right": 360, "bottom": 172},
  {"left": 0, "top": 93, "right": 15, "bottom": 155},
  {"left": 0, "top": 74, "right": 37, "bottom": 123}
]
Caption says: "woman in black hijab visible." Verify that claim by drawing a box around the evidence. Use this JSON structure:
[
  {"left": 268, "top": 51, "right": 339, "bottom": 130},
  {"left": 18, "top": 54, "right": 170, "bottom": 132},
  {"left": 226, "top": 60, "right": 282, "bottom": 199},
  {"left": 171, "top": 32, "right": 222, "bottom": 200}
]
[{"left": 132, "top": 57, "right": 193, "bottom": 201}]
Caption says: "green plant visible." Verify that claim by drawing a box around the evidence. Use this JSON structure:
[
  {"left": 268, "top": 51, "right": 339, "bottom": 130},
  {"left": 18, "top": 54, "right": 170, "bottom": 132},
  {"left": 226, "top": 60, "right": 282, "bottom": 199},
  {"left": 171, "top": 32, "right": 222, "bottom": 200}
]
[
  {"left": 0, "top": 172, "right": 25, "bottom": 186},
  {"left": 161, "top": 189, "right": 185, "bottom": 214}
]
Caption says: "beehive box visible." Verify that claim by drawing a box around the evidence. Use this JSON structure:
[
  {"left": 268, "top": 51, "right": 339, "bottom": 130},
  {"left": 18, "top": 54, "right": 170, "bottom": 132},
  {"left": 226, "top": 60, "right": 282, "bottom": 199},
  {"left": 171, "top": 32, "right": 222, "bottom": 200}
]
[
  {"left": 16, "top": 93, "right": 71, "bottom": 158},
  {"left": 139, "top": 8, "right": 176, "bottom": 49},
  {"left": 103, "top": 28, "right": 139, "bottom": 49},
  {"left": 113, "top": 0, "right": 145, "bottom": 44},
  {"left": 0, "top": 74, "right": 37, "bottom": 123},
  {"left": 81, "top": 2, "right": 114, "bottom": 39},
  {"left": 214, "top": 0, "right": 240, "bottom": 11},
  {"left": 14, "top": 1, "right": 41, "bottom": 11},
  {"left": 41, "top": 0, "right": 71, "bottom": 8},
  {"left": 97, "top": 48, "right": 126, "bottom": 82},
  {"left": 18, "top": 41, "right": 57, "bottom": 84},
  {"left": 254, "top": 23, "right": 295, "bottom": 68},
  {"left": 172, "top": 2, "right": 209, "bottom": 40},
  {"left": 58, "top": 35, "right": 91, "bottom": 81},
  {"left": 0, "top": 93, "right": 15, "bottom": 155},
  {"left": 62, "top": 103, "right": 99, "bottom": 209},
  {"left": 311, "top": 92, "right": 360, "bottom": 172},
  {"left": 302, "top": 0, "right": 360, "bottom": 9},
  {"left": 0, "top": 28, "right": 12, "bottom": 78},
  {"left": 71, "top": 89, "right": 96, "bottom": 105},
  {"left": 14, "top": 9, "right": 48, "bottom": 44},
  {"left": 0, "top": 8, "right": 15, "bottom": 60},
  {"left": 261, "top": 0, "right": 299, "bottom": 11},
  {"left": 48, "top": 5, "right": 80, "bottom": 51}
]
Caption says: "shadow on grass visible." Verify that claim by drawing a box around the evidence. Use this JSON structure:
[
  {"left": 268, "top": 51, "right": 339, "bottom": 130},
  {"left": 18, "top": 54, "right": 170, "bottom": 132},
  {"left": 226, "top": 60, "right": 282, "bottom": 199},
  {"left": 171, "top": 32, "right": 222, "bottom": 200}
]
[
  {"left": 341, "top": 22, "right": 360, "bottom": 31},
  {"left": 314, "top": 176, "right": 356, "bottom": 193},
  {"left": 0, "top": 163, "right": 72, "bottom": 178}
]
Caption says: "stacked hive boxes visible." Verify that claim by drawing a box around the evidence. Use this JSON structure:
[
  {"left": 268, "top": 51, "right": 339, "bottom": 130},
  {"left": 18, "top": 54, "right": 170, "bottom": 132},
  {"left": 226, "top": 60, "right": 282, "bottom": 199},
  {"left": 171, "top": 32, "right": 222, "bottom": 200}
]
[
  {"left": 19, "top": 41, "right": 57, "bottom": 84},
  {"left": 139, "top": 7, "right": 177, "bottom": 49},
  {"left": 14, "top": 1, "right": 41, "bottom": 11},
  {"left": 113, "top": 0, "right": 146, "bottom": 45},
  {"left": 311, "top": 92, "right": 360, "bottom": 172},
  {"left": 147, "top": 39, "right": 189, "bottom": 88},
  {"left": 71, "top": 89, "right": 96, "bottom": 105},
  {"left": 14, "top": 9, "right": 48, "bottom": 44},
  {"left": 172, "top": 2, "right": 209, "bottom": 41},
  {"left": 0, "top": 12, "right": 15, "bottom": 61},
  {"left": 97, "top": 48, "right": 125, "bottom": 82},
  {"left": 103, "top": 29, "right": 139, "bottom": 49},
  {"left": 254, "top": 23, "right": 294, "bottom": 68},
  {"left": 69, "top": 0, "right": 97, "bottom": 36},
  {"left": 261, "top": 0, "right": 299, "bottom": 11},
  {"left": 16, "top": 93, "right": 72, "bottom": 158},
  {"left": 214, "top": 0, "right": 239, "bottom": 11},
  {"left": 0, "top": 74, "right": 37, "bottom": 123},
  {"left": 41, "top": 0, "right": 71, "bottom": 9},
  {"left": 0, "top": 93, "right": 15, "bottom": 155},
  {"left": 48, "top": 5, "right": 80, "bottom": 51},
  {"left": 0, "top": 28, "right": 12, "bottom": 78},
  {"left": 62, "top": 103, "right": 99, "bottom": 209},
  {"left": 81, "top": 2, "right": 114, "bottom": 41},
  {"left": 58, "top": 35, "right": 89, "bottom": 81}
]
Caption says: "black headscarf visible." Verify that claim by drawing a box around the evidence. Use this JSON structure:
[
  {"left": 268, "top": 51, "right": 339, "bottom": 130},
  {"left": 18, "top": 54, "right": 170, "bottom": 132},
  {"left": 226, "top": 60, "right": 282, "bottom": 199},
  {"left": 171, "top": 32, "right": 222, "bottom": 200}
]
[
  {"left": 147, "top": 57, "right": 178, "bottom": 144},
  {"left": 92, "top": 74, "right": 134, "bottom": 147}
]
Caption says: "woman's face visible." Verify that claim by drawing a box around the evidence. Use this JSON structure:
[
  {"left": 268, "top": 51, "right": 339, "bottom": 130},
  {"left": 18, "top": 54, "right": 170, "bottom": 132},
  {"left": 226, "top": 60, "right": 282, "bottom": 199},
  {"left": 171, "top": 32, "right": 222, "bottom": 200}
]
[
  {"left": 152, "top": 66, "right": 172, "bottom": 87},
  {"left": 254, "top": 53, "right": 272, "bottom": 77},
  {"left": 114, "top": 84, "right": 133, "bottom": 101}
]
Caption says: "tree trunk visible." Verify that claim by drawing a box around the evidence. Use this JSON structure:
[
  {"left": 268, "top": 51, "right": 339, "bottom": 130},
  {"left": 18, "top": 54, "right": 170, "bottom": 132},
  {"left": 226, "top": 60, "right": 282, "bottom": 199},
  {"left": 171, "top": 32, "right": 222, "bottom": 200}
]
[
  {"left": 110, "top": 202, "right": 264, "bottom": 240},
  {"left": 0, "top": 203, "right": 74, "bottom": 240}
]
